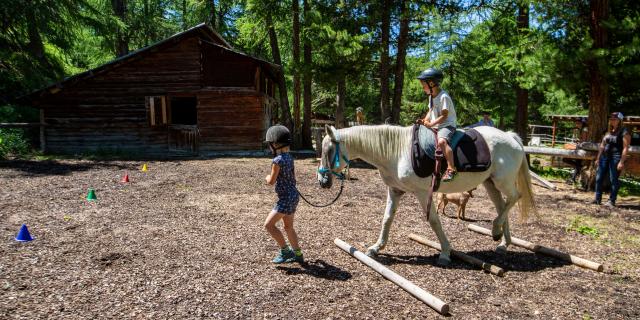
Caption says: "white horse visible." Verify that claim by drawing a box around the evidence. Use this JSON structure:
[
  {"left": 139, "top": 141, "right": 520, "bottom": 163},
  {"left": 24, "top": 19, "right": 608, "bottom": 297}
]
[{"left": 317, "top": 125, "right": 536, "bottom": 265}]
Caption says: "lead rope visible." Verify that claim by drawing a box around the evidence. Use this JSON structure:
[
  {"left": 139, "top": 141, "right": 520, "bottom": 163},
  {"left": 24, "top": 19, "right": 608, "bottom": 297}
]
[
  {"left": 295, "top": 141, "right": 350, "bottom": 208},
  {"left": 295, "top": 177, "right": 345, "bottom": 208}
]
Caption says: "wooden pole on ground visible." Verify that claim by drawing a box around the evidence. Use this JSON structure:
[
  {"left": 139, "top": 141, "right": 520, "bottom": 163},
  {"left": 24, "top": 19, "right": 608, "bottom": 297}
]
[
  {"left": 408, "top": 234, "right": 505, "bottom": 277},
  {"left": 334, "top": 238, "right": 449, "bottom": 315},
  {"left": 528, "top": 170, "right": 557, "bottom": 190},
  {"left": 467, "top": 224, "right": 603, "bottom": 272}
]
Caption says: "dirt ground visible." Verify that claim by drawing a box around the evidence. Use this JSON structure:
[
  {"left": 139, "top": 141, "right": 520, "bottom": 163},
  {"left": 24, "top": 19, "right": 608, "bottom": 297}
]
[{"left": 1, "top": 157, "right": 639, "bottom": 319}]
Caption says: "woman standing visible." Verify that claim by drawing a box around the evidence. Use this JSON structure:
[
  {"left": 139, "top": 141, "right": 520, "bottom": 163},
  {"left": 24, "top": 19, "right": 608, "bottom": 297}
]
[{"left": 593, "top": 112, "right": 631, "bottom": 207}]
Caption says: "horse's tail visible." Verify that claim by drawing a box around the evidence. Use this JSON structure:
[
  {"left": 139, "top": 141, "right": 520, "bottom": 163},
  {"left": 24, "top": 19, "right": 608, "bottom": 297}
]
[{"left": 508, "top": 132, "right": 537, "bottom": 221}]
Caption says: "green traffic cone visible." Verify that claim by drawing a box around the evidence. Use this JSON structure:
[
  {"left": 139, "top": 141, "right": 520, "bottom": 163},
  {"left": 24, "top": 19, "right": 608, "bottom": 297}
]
[{"left": 86, "top": 188, "right": 97, "bottom": 201}]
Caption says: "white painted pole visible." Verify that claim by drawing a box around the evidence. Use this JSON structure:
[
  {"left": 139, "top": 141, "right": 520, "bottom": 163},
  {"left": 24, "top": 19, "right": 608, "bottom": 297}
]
[
  {"left": 334, "top": 238, "right": 450, "bottom": 315},
  {"left": 409, "top": 233, "right": 505, "bottom": 277},
  {"left": 467, "top": 224, "right": 603, "bottom": 272}
]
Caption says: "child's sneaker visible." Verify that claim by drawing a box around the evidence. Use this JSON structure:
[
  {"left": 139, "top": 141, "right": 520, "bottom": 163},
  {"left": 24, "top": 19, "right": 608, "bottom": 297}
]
[
  {"left": 286, "top": 249, "right": 304, "bottom": 263},
  {"left": 272, "top": 247, "right": 294, "bottom": 264},
  {"left": 442, "top": 169, "right": 457, "bottom": 182}
]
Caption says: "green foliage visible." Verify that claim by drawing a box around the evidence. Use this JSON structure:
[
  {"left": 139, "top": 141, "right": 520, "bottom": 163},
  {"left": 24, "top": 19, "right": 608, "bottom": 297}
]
[
  {"left": 566, "top": 216, "right": 600, "bottom": 239},
  {"left": 0, "top": 128, "right": 30, "bottom": 159},
  {"left": 1, "top": 0, "right": 639, "bottom": 140},
  {"left": 530, "top": 165, "right": 572, "bottom": 180},
  {"left": 618, "top": 176, "right": 640, "bottom": 197}
]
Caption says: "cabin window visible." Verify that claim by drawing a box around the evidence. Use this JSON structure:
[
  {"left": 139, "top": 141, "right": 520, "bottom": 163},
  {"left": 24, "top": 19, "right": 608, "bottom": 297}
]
[
  {"left": 170, "top": 97, "right": 197, "bottom": 125},
  {"left": 146, "top": 96, "right": 167, "bottom": 127}
]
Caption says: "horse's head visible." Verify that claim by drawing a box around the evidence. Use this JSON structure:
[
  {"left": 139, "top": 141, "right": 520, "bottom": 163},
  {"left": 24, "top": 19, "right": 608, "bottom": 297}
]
[{"left": 318, "top": 125, "right": 349, "bottom": 188}]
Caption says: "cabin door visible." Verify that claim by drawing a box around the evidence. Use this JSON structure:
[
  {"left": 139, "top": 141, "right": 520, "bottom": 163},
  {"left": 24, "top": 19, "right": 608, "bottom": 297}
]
[{"left": 168, "top": 96, "right": 199, "bottom": 155}]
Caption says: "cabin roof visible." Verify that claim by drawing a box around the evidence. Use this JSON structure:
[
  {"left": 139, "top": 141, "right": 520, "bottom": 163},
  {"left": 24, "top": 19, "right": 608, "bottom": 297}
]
[{"left": 24, "top": 23, "right": 280, "bottom": 101}]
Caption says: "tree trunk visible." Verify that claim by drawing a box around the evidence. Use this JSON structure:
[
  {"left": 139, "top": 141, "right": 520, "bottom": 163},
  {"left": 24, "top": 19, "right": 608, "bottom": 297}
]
[
  {"left": 587, "top": 0, "right": 610, "bottom": 143},
  {"left": 266, "top": 13, "right": 293, "bottom": 130},
  {"left": 111, "top": 0, "right": 128, "bottom": 57},
  {"left": 292, "top": 0, "right": 301, "bottom": 147},
  {"left": 336, "top": 76, "right": 347, "bottom": 128},
  {"left": 207, "top": 0, "right": 216, "bottom": 27},
  {"left": 26, "top": 10, "right": 47, "bottom": 68},
  {"left": 379, "top": 0, "right": 391, "bottom": 123},
  {"left": 143, "top": 0, "right": 149, "bottom": 46},
  {"left": 391, "top": 0, "right": 409, "bottom": 124},
  {"left": 515, "top": 3, "right": 529, "bottom": 144},
  {"left": 216, "top": 2, "right": 225, "bottom": 31},
  {"left": 302, "top": 0, "right": 312, "bottom": 148},
  {"left": 182, "top": 0, "right": 188, "bottom": 30}
]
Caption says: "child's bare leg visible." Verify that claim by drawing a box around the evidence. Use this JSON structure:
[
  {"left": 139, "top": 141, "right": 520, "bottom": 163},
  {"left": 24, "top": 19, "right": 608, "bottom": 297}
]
[
  {"left": 440, "top": 138, "right": 455, "bottom": 170},
  {"left": 282, "top": 214, "right": 300, "bottom": 250},
  {"left": 264, "top": 211, "right": 286, "bottom": 248}
]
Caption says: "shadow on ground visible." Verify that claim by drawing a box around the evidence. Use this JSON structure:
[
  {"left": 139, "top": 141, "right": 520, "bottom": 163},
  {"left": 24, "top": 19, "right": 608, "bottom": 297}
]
[
  {"left": 376, "top": 250, "right": 570, "bottom": 273},
  {"left": 276, "top": 259, "right": 352, "bottom": 280}
]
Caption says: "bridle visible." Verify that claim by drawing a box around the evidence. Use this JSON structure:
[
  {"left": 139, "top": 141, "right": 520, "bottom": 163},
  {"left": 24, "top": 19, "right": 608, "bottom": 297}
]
[{"left": 295, "top": 138, "right": 350, "bottom": 208}]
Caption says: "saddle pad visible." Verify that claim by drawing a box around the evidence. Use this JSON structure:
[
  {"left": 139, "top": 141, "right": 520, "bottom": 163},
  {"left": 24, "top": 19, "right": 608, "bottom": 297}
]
[
  {"left": 452, "top": 129, "right": 491, "bottom": 172},
  {"left": 411, "top": 125, "right": 491, "bottom": 178}
]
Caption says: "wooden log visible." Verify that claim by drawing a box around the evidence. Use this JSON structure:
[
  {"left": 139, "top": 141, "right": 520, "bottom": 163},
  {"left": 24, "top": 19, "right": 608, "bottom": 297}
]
[
  {"left": 0, "top": 123, "right": 43, "bottom": 128},
  {"left": 408, "top": 234, "right": 505, "bottom": 277},
  {"left": 467, "top": 224, "right": 604, "bottom": 272},
  {"left": 579, "top": 142, "right": 640, "bottom": 154},
  {"left": 529, "top": 170, "right": 557, "bottom": 190},
  {"left": 334, "top": 238, "right": 449, "bottom": 315},
  {"left": 524, "top": 146, "right": 595, "bottom": 160}
]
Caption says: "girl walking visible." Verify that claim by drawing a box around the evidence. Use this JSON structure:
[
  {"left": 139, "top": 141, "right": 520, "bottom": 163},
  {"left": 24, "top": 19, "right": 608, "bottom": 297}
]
[{"left": 263, "top": 125, "right": 303, "bottom": 264}]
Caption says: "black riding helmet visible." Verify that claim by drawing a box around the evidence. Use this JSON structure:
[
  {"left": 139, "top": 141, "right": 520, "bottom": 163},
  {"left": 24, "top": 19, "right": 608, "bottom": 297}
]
[
  {"left": 417, "top": 68, "right": 444, "bottom": 85},
  {"left": 265, "top": 125, "right": 292, "bottom": 147}
]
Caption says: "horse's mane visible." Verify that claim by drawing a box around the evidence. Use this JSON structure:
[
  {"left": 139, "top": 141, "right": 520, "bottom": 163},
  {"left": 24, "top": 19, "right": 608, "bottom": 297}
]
[{"left": 340, "top": 125, "right": 411, "bottom": 162}]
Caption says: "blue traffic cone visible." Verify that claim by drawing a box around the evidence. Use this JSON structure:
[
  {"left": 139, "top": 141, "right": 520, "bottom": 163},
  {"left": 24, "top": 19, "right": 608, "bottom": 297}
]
[{"left": 15, "top": 224, "right": 33, "bottom": 242}]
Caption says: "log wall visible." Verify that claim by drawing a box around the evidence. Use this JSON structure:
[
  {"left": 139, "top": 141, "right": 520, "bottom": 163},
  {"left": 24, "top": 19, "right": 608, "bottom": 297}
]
[
  {"left": 197, "top": 89, "right": 271, "bottom": 151},
  {"left": 35, "top": 33, "right": 278, "bottom": 156}
]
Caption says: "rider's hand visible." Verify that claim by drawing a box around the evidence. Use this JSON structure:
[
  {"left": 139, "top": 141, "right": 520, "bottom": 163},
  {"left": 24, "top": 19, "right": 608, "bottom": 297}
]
[{"left": 415, "top": 119, "right": 424, "bottom": 125}]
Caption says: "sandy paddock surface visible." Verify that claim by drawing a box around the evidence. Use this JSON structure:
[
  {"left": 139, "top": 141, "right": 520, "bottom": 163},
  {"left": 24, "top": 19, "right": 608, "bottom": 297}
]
[{"left": 1, "top": 157, "right": 639, "bottom": 319}]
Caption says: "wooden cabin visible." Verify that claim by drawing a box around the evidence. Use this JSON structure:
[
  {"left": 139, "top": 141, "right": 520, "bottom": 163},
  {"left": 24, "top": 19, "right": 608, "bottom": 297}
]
[{"left": 25, "top": 23, "right": 280, "bottom": 156}]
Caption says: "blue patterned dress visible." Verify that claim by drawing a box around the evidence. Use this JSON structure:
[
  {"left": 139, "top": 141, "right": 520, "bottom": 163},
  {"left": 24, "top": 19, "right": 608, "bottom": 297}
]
[{"left": 272, "top": 153, "right": 299, "bottom": 214}]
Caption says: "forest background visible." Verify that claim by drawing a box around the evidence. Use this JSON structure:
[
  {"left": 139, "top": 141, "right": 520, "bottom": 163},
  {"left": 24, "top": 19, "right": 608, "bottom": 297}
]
[{"left": 1, "top": 0, "right": 638, "bottom": 154}]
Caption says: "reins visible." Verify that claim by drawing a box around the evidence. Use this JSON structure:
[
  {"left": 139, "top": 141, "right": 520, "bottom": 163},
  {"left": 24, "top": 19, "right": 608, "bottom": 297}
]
[{"left": 295, "top": 139, "right": 350, "bottom": 208}]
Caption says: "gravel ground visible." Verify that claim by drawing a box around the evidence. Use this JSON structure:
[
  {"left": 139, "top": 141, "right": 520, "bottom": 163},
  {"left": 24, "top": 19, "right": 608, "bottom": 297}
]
[{"left": 1, "top": 158, "right": 639, "bottom": 319}]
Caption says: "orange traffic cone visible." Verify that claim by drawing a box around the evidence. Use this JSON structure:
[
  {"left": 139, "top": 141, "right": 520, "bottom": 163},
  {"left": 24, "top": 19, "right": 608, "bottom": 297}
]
[{"left": 121, "top": 173, "right": 130, "bottom": 183}]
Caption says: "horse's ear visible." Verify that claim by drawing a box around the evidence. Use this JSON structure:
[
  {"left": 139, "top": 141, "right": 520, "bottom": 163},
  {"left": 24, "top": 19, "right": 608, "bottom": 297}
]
[{"left": 326, "top": 125, "right": 337, "bottom": 141}]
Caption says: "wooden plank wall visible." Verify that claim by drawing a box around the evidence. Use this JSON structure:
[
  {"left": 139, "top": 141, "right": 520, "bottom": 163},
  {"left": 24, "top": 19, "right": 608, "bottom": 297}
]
[
  {"left": 40, "top": 36, "right": 202, "bottom": 156},
  {"left": 202, "top": 42, "right": 257, "bottom": 87},
  {"left": 197, "top": 90, "right": 264, "bottom": 151}
]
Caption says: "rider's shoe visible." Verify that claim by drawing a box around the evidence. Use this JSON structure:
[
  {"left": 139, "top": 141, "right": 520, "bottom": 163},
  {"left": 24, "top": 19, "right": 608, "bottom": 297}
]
[{"left": 442, "top": 169, "right": 457, "bottom": 182}]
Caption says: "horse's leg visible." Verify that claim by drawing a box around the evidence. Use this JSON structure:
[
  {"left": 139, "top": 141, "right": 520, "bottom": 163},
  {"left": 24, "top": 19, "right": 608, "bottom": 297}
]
[
  {"left": 417, "top": 192, "right": 451, "bottom": 265},
  {"left": 487, "top": 178, "right": 521, "bottom": 253},
  {"left": 498, "top": 218, "right": 512, "bottom": 254},
  {"left": 366, "top": 187, "right": 404, "bottom": 257},
  {"left": 483, "top": 180, "right": 506, "bottom": 241}
]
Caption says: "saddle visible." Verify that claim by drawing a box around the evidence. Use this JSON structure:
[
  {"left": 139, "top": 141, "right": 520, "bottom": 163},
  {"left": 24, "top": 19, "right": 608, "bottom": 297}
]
[{"left": 411, "top": 124, "right": 492, "bottom": 179}]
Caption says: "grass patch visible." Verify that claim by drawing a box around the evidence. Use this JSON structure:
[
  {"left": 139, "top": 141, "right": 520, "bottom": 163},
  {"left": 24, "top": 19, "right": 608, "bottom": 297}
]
[
  {"left": 531, "top": 163, "right": 640, "bottom": 197},
  {"left": 530, "top": 165, "right": 571, "bottom": 180},
  {"left": 566, "top": 216, "right": 600, "bottom": 239}
]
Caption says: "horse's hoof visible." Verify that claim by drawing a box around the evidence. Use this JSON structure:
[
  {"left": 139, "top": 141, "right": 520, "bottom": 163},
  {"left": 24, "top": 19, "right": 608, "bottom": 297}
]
[
  {"left": 496, "top": 245, "right": 508, "bottom": 254},
  {"left": 365, "top": 248, "right": 378, "bottom": 257},
  {"left": 492, "top": 234, "right": 502, "bottom": 241},
  {"left": 437, "top": 256, "right": 451, "bottom": 266}
]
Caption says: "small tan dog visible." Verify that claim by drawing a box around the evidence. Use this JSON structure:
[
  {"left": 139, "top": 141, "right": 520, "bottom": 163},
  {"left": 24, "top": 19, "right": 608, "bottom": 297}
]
[{"left": 437, "top": 188, "right": 476, "bottom": 220}]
